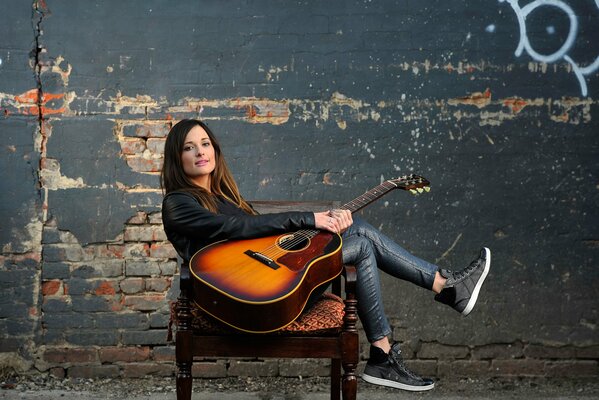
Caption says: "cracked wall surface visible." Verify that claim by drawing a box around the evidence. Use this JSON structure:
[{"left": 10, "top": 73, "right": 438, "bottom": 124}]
[{"left": 0, "top": 0, "right": 598, "bottom": 378}]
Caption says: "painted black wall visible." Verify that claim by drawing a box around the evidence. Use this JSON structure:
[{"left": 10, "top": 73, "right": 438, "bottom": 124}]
[{"left": 1, "top": 0, "right": 597, "bottom": 374}]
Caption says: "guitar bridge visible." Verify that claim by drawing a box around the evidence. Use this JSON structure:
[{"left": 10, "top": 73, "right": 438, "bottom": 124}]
[{"left": 244, "top": 250, "right": 280, "bottom": 270}]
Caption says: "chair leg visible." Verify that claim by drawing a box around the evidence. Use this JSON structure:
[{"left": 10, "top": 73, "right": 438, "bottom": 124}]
[
  {"left": 342, "top": 366, "right": 358, "bottom": 400},
  {"left": 176, "top": 289, "right": 193, "bottom": 400},
  {"left": 330, "top": 358, "right": 341, "bottom": 400},
  {"left": 176, "top": 363, "right": 192, "bottom": 400},
  {"left": 340, "top": 280, "right": 359, "bottom": 400}
]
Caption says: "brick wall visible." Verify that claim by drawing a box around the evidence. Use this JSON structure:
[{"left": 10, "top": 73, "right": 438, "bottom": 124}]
[{"left": 1, "top": 0, "right": 598, "bottom": 380}]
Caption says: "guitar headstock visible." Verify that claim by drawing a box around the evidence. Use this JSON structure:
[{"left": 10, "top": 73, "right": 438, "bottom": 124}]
[{"left": 387, "top": 174, "right": 431, "bottom": 195}]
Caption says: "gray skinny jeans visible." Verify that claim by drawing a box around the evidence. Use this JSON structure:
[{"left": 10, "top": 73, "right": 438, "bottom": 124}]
[{"left": 340, "top": 217, "right": 439, "bottom": 343}]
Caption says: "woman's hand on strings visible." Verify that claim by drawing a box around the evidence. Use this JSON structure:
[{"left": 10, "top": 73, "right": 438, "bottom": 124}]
[{"left": 314, "top": 209, "right": 353, "bottom": 234}]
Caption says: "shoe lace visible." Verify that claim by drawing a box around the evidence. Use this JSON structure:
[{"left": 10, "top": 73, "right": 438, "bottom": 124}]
[
  {"left": 448, "top": 257, "right": 481, "bottom": 281},
  {"left": 388, "top": 350, "right": 421, "bottom": 380}
]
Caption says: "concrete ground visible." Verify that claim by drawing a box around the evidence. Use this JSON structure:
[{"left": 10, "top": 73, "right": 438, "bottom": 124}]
[{"left": 1, "top": 376, "right": 598, "bottom": 399}]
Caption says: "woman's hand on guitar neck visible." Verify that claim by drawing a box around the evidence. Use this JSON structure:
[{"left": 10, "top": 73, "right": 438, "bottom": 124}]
[{"left": 314, "top": 209, "right": 353, "bottom": 234}]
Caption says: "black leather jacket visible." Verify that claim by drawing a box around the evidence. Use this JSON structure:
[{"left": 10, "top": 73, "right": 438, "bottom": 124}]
[{"left": 161, "top": 191, "right": 316, "bottom": 262}]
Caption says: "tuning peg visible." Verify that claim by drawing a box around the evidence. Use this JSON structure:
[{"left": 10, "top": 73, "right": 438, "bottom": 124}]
[
  {"left": 409, "top": 189, "right": 418, "bottom": 195},
  {"left": 424, "top": 186, "right": 431, "bottom": 192},
  {"left": 417, "top": 187, "right": 424, "bottom": 193}
]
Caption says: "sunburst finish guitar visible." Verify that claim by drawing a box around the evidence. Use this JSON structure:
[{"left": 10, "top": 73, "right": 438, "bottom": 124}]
[{"left": 189, "top": 174, "right": 431, "bottom": 333}]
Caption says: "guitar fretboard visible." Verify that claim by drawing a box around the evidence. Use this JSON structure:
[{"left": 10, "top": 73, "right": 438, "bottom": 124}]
[
  {"left": 340, "top": 181, "right": 397, "bottom": 214},
  {"left": 277, "top": 174, "right": 428, "bottom": 248}
]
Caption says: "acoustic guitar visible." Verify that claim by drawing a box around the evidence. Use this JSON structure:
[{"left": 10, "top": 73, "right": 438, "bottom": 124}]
[{"left": 189, "top": 174, "right": 431, "bottom": 333}]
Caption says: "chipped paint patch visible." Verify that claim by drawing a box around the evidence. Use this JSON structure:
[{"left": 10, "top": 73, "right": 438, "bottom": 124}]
[
  {"left": 179, "top": 97, "right": 291, "bottom": 125},
  {"left": 447, "top": 90, "right": 591, "bottom": 126},
  {"left": 7, "top": 89, "right": 66, "bottom": 116},
  {"left": 40, "top": 158, "right": 86, "bottom": 190},
  {"left": 551, "top": 97, "right": 594, "bottom": 124},
  {"left": 2, "top": 217, "right": 43, "bottom": 254},
  {"left": 448, "top": 88, "right": 492, "bottom": 109},
  {"left": 503, "top": 97, "right": 532, "bottom": 113},
  {"left": 107, "top": 92, "right": 164, "bottom": 114},
  {"left": 42, "top": 55, "right": 72, "bottom": 86}
]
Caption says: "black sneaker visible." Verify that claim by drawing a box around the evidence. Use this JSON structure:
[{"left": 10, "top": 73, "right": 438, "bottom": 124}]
[
  {"left": 435, "top": 247, "right": 491, "bottom": 316},
  {"left": 362, "top": 343, "right": 435, "bottom": 391}
]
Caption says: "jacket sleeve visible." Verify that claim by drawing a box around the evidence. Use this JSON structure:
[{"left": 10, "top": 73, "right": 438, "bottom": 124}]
[{"left": 162, "top": 192, "right": 316, "bottom": 242}]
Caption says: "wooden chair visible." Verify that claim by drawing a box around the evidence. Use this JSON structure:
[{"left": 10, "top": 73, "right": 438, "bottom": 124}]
[{"left": 172, "top": 201, "right": 360, "bottom": 400}]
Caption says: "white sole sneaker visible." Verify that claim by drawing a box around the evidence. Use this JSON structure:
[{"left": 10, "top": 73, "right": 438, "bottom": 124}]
[
  {"left": 462, "top": 247, "right": 491, "bottom": 316},
  {"left": 362, "top": 373, "right": 435, "bottom": 391}
]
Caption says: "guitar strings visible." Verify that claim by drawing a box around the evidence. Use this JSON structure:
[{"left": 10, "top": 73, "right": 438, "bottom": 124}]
[
  {"left": 235, "top": 178, "right": 421, "bottom": 262},
  {"left": 253, "top": 181, "right": 401, "bottom": 259},
  {"left": 255, "top": 185, "right": 393, "bottom": 259}
]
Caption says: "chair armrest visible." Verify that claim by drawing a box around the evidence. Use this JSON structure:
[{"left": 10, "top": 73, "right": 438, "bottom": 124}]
[
  {"left": 341, "top": 265, "right": 357, "bottom": 298},
  {"left": 341, "top": 265, "right": 358, "bottom": 331},
  {"left": 176, "top": 261, "right": 193, "bottom": 331},
  {"left": 179, "top": 260, "right": 192, "bottom": 296}
]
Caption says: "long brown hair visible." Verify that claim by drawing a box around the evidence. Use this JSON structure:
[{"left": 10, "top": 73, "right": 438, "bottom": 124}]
[{"left": 160, "top": 119, "right": 254, "bottom": 214}]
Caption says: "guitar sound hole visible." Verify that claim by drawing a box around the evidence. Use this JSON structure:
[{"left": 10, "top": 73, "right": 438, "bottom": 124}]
[{"left": 277, "top": 234, "right": 309, "bottom": 251}]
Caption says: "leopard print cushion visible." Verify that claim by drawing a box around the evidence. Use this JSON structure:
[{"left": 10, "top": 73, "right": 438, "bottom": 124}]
[{"left": 174, "top": 293, "right": 345, "bottom": 336}]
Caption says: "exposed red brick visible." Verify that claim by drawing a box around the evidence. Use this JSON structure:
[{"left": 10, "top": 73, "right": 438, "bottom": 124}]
[
  {"left": 124, "top": 295, "right": 166, "bottom": 311},
  {"left": 145, "top": 277, "right": 171, "bottom": 292},
  {"left": 136, "top": 124, "right": 170, "bottom": 138},
  {"left": 192, "top": 361, "right": 227, "bottom": 378},
  {"left": 44, "top": 348, "right": 98, "bottom": 364},
  {"left": 95, "top": 281, "right": 117, "bottom": 295},
  {"left": 120, "top": 138, "right": 146, "bottom": 154},
  {"left": 150, "top": 242, "right": 177, "bottom": 259},
  {"left": 148, "top": 212, "right": 163, "bottom": 224},
  {"left": 120, "top": 278, "right": 145, "bottom": 294},
  {"left": 105, "top": 244, "right": 126, "bottom": 259},
  {"left": 42, "top": 280, "right": 62, "bottom": 296},
  {"left": 127, "top": 211, "right": 148, "bottom": 225},
  {"left": 146, "top": 138, "right": 165, "bottom": 154},
  {"left": 99, "top": 346, "right": 151, "bottom": 363},
  {"left": 124, "top": 243, "right": 150, "bottom": 258},
  {"left": 124, "top": 226, "right": 167, "bottom": 242},
  {"left": 125, "top": 156, "right": 163, "bottom": 173}
]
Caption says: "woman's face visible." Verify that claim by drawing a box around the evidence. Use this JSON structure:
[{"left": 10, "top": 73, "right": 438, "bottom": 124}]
[{"left": 181, "top": 125, "right": 216, "bottom": 191}]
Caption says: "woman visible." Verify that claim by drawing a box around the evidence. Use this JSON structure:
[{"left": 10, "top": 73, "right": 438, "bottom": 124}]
[{"left": 161, "top": 119, "right": 491, "bottom": 392}]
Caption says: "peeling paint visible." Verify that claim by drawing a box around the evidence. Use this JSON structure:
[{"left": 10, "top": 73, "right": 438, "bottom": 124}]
[
  {"left": 503, "top": 97, "right": 528, "bottom": 113},
  {"left": 0, "top": 89, "right": 66, "bottom": 116},
  {"left": 180, "top": 97, "right": 290, "bottom": 125},
  {"left": 448, "top": 88, "right": 492, "bottom": 109},
  {"left": 107, "top": 92, "right": 164, "bottom": 114},
  {"left": 42, "top": 55, "right": 72, "bottom": 86},
  {"left": 2, "top": 219, "right": 43, "bottom": 255},
  {"left": 40, "top": 158, "right": 86, "bottom": 190}
]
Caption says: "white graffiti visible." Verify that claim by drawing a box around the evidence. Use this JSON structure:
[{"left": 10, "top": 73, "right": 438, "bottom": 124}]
[{"left": 499, "top": 0, "right": 599, "bottom": 96}]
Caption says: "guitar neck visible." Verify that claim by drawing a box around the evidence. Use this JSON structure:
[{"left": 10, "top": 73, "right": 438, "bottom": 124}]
[{"left": 340, "top": 181, "right": 397, "bottom": 214}]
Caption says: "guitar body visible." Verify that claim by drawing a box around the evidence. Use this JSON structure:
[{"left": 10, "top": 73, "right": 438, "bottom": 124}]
[{"left": 189, "top": 231, "right": 343, "bottom": 333}]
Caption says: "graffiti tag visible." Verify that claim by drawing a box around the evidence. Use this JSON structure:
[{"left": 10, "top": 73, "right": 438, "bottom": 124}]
[{"left": 499, "top": 0, "right": 599, "bottom": 96}]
